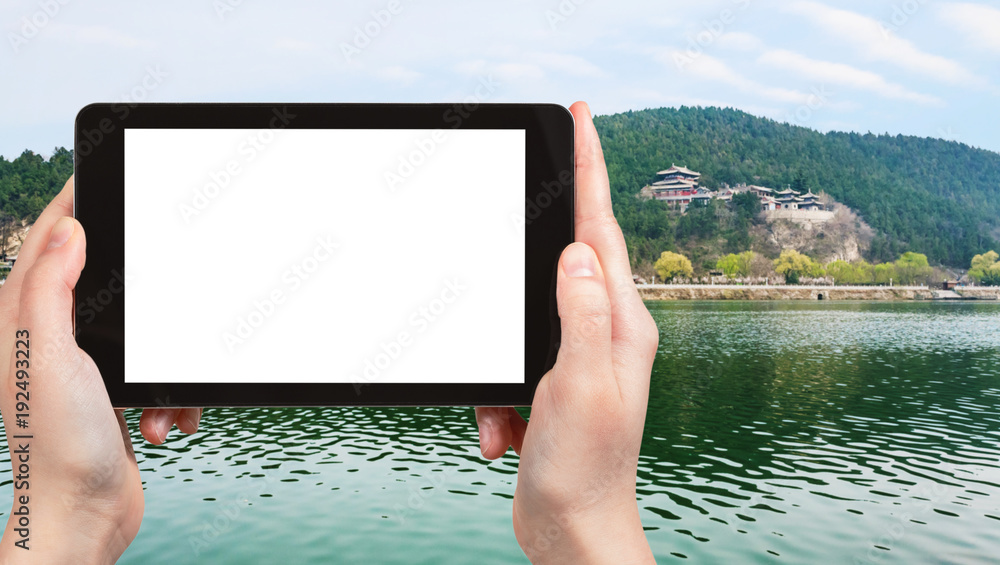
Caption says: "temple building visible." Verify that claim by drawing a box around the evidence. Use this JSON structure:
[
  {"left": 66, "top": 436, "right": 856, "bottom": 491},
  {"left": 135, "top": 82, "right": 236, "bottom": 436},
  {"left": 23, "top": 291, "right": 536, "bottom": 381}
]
[
  {"left": 797, "top": 190, "right": 822, "bottom": 210},
  {"left": 643, "top": 165, "right": 703, "bottom": 210},
  {"left": 638, "top": 164, "right": 830, "bottom": 219}
]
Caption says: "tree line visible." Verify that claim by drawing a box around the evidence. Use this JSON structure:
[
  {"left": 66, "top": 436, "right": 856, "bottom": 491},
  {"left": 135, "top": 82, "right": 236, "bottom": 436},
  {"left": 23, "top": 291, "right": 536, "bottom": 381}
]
[
  {"left": 970, "top": 251, "right": 1000, "bottom": 285},
  {"left": 654, "top": 248, "right": 1000, "bottom": 286},
  {"left": 653, "top": 249, "right": 932, "bottom": 285},
  {"left": 0, "top": 148, "right": 72, "bottom": 221},
  {"left": 1, "top": 149, "right": 73, "bottom": 261}
]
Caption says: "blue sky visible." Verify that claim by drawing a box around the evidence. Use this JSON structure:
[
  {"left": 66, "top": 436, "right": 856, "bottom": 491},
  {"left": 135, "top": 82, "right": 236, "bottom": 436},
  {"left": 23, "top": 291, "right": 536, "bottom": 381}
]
[{"left": 1, "top": 0, "right": 998, "bottom": 160}]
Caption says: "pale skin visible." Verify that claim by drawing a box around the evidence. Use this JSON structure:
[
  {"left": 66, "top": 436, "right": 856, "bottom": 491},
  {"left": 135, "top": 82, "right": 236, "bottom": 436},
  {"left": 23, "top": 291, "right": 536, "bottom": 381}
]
[
  {"left": 0, "top": 101, "right": 657, "bottom": 564},
  {"left": 475, "top": 101, "right": 659, "bottom": 564},
  {"left": 0, "top": 179, "right": 200, "bottom": 563}
]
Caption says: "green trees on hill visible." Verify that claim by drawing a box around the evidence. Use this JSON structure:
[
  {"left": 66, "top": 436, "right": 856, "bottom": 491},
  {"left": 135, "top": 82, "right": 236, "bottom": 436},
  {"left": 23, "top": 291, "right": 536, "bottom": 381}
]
[
  {"left": 969, "top": 251, "right": 1000, "bottom": 285},
  {"left": 822, "top": 260, "right": 896, "bottom": 285},
  {"left": 674, "top": 249, "right": 936, "bottom": 285},
  {"left": 894, "top": 252, "right": 932, "bottom": 285},
  {"left": 874, "top": 263, "right": 896, "bottom": 285},
  {"left": 824, "top": 260, "right": 861, "bottom": 284},
  {"left": 594, "top": 106, "right": 1000, "bottom": 268},
  {"left": 773, "top": 250, "right": 825, "bottom": 284},
  {"left": 716, "top": 251, "right": 755, "bottom": 278},
  {"left": 654, "top": 251, "right": 693, "bottom": 282},
  {"left": 0, "top": 149, "right": 73, "bottom": 222},
  {"left": 805, "top": 252, "right": 931, "bottom": 285},
  {"left": 0, "top": 213, "right": 15, "bottom": 260}
]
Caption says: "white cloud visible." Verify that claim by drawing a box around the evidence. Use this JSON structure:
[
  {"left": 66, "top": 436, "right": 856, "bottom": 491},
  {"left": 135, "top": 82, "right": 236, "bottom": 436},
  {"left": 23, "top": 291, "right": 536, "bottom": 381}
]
[
  {"left": 454, "top": 60, "right": 488, "bottom": 75},
  {"left": 616, "top": 87, "right": 783, "bottom": 117},
  {"left": 757, "top": 49, "right": 943, "bottom": 105},
  {"left": 1, "top": 1, "right": 998, "bottom": 157},
  {"left": 493, "top": 63, "right": 545, "bottom": 82},
  {"left": 373, "top": 66, "right": 422, "bottom": 85},
  {"left": 274, "top": 39, "right": 315, "bottom": 52},
  {"left": 49, "top": 23, "right": 152, "bottom": 49},
  {"left": 717, "top": 32, "right": 764, "bottom": 52},
  {"left": 528, "top": 52, "right": 606, "bottom": 78},
  {"left": 662, "top": 50, "right": 811, "bottom": 105},
  {"left": 454, "top": 53, "right": 602, "bottom": 82},
  {"left": 940, "top": 3, "right": 1000, "bottom": 54},
  {"left": 616, "top": 87, "right": 746, "bottom": 109},
  {"left": 786, "top": 1, "right": 986, "bottom": 87}
]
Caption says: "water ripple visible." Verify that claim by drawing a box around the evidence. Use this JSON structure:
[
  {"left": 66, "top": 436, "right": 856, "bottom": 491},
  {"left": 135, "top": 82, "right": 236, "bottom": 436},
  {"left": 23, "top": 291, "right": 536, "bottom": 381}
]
[{"left": 0, "top": 302, "right": 997, "bottom": 563}]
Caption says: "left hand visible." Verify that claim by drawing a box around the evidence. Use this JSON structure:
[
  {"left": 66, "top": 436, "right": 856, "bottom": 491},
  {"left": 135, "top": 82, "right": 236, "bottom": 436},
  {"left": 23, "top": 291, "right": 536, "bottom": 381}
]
[{"left": 0, "top": 176, "right": 200, "bottom": 563}]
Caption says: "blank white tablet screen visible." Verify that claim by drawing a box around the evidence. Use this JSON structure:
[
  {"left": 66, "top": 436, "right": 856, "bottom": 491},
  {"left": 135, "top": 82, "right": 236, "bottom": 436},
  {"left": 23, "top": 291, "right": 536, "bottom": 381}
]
[{"left": 123, "top": 128, "right": 525, "bottom": 384}]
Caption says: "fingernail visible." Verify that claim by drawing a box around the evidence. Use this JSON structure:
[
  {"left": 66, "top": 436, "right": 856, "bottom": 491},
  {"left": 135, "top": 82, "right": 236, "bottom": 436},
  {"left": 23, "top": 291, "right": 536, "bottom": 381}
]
[
  {"left": 479, "top": 424, "right": 493, "bottom": 454},
  {"left": 183, "top": 412, "right": 198, "bottom": 432},
  {"left": 47, "top": 217, "right": 75, "bottom": 249},
  {"left": 564, "top": 243, "right": 596, "bottom": 278},
  {"left": 154, "top": 410, "right": 174, "bottom": 443}
]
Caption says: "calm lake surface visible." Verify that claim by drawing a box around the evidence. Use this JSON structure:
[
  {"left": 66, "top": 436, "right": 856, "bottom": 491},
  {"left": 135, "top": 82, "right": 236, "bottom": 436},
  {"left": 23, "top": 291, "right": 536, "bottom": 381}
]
[{"left": 2, "top": 301, "right": 1000, "bottom": 563}]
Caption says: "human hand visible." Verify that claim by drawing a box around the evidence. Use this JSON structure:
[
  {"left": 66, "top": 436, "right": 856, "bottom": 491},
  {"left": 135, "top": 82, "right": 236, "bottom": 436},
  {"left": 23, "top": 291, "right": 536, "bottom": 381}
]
[
  {"left": 474, "top": 102, "right": 659, "bottom": 563},
  {"left": 0, "top": 177, "right": 200, "bottom": 562}
]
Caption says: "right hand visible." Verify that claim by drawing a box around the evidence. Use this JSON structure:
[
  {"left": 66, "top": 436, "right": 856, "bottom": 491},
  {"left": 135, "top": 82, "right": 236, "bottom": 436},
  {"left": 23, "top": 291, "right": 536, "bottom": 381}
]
[{"left": 475, "top": 102, "right": 659, "bottom": 564}]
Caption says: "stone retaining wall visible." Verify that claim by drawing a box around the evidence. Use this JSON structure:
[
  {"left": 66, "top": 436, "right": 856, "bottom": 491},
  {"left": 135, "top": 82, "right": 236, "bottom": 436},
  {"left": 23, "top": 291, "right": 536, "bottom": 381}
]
[
  {"left": 956, "top": 287, "right": 1000, "bottom": 300},
  {"left": 638, "top": 285, "right": 935, "bottom": 301}
]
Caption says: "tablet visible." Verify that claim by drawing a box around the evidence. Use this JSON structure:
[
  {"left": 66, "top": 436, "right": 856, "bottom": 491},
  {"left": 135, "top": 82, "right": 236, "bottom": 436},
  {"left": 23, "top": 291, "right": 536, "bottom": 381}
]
[{"left": 74, "top": 103, "right": 574, "bottom": 408}]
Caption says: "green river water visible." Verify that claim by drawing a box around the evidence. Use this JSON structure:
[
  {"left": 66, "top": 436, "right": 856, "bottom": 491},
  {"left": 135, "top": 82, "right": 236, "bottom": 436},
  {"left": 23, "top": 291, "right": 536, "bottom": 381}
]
[{"left": 2, "top": 301, "right": 999, "bottom": 563}]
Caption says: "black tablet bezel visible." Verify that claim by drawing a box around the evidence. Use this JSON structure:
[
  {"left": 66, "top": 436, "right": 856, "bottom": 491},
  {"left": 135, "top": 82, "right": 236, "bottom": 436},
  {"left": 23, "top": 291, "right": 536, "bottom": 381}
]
[{"left": 74, "top": 103, "right": 574, "bottom": 408}]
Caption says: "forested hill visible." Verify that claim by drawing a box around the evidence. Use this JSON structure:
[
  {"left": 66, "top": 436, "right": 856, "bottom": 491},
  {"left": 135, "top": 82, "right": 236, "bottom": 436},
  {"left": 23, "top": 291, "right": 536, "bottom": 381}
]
[
  {"left": 595, "top": 106, "right": 1000, "bottom": 267},
  {"left": 3, "top": 111, "right": 999, "bottom": 268},
  {"left": 0, "top": 148, "right": 73, "bottom": 221}
]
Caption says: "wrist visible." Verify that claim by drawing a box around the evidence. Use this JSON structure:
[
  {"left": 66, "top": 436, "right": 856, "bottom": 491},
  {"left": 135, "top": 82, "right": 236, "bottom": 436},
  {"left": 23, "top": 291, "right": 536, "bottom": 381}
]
[
  {"left": 514, "top": 499, "right": 655, "bottom": 564},
  {"left": 1, "top": 488, "right": 138, "bottom": 564}
]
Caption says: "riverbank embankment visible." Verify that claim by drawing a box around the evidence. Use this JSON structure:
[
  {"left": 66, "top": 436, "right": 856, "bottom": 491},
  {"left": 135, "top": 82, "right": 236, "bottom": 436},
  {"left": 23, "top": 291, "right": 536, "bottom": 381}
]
[{"left": 638, "top": 284, "right": 1000, "bottom": 301}]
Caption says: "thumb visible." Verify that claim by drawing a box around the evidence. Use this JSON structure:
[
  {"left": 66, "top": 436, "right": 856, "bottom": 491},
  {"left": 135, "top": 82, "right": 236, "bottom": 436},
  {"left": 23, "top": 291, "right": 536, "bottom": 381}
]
[
  {"left": 17, "top": 217, "right": 87, "bottom": 374},
  {"left": 553, "top": 242, "right": 612, "bottom": 380}
]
